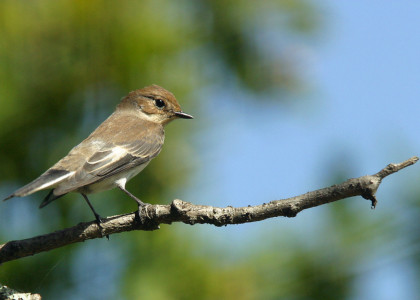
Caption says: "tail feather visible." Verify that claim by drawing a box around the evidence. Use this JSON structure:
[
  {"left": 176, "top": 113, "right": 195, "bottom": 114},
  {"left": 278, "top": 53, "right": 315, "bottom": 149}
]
[
  {"left": 39, "top": 190, "right": 66, "bottom": 208},
  {"left": 3, "top": 194, "right": 14, "bottom": 201},
  {"left": 3, "top": 169, "right": 73, "bottom": 201}
]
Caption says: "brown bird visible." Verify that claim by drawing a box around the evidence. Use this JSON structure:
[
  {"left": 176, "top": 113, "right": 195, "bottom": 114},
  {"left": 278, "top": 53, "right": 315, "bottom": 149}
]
[{"left": 3, "top": 85, "right": 193, "bottom": 227}]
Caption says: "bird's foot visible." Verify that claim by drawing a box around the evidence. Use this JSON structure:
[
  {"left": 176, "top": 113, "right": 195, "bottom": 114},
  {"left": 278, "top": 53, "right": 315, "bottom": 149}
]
[
  {"left": 94, "top": 213, "right": 109, "bottom": 240},
  {"left": 136, "top": 200, "right": 151, "bottom": 217}
]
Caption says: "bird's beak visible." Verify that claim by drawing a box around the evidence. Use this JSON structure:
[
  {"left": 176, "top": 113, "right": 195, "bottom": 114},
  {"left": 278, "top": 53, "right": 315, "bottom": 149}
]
[{"left": 174, "top": 111, "right": 194, "bottom": 119}]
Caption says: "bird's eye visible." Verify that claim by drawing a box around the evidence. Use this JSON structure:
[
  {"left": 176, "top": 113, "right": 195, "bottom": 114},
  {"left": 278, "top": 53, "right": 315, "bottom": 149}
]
[{"left": 154, "top": 99, "right": 165, "bottom": 109}]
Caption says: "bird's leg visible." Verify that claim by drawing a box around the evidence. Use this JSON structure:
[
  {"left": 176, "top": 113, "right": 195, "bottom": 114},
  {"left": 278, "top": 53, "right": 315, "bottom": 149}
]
[
  {"left": 81, "top": 193, "right": 109, "bottom": 239},
  {"left": 117, "top": 185, "right": 148, "bottom": 209}
]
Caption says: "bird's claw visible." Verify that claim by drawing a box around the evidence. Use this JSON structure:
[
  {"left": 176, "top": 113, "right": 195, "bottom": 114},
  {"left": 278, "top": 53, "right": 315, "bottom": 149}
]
[{"left": 94, "top": 214, "right": 109, "bottom": 240}]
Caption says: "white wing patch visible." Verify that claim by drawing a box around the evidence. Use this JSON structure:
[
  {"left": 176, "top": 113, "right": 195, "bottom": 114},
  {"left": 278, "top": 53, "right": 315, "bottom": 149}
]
[
  {"left": 112, "top": 146, "right": 128, "bottom": 157},
  {"left": 88, "top": 146, "right": 127, "bottom": 165}
]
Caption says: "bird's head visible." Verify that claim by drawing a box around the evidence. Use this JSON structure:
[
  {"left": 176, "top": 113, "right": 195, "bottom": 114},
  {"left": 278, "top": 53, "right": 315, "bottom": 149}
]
[{"left": 117, "top": 85, "right": 193, "bottom": 125}]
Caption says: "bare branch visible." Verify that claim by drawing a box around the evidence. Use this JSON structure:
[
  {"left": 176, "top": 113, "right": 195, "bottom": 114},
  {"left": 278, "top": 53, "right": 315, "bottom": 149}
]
[
  {"left": 0, "top": 156, "right": 418, "bottom": 264},
  {"left": 0, "top": 284, "right": 41, "bottom": 300}
]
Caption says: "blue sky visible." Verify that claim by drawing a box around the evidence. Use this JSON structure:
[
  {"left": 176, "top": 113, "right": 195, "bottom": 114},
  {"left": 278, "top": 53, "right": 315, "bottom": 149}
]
[{"left": 183, "top": 2, "right": 420, "bottom": 299}]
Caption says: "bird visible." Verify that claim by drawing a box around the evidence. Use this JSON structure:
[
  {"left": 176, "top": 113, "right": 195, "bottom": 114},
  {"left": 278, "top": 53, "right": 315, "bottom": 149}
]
[{"left": 3, "top": 85, "right": 193, "bottom": 229}]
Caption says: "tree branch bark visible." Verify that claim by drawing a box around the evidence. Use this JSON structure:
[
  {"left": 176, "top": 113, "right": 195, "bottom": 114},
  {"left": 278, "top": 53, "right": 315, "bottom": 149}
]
[
  {"left": 0, "top": 157, "right": 418, "bottom": 264},
  {"left": 0, "top": 284, "right": 41, "bottom": 300}
]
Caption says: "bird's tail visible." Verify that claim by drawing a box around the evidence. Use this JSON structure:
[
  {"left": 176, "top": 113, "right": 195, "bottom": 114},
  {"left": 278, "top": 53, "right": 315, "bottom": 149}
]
[
  {"left": 3, "top": 169, "right": 73, "bottom": 202},
  {"left": 39, "top": 190, "right": 66, "bottom": 208}
]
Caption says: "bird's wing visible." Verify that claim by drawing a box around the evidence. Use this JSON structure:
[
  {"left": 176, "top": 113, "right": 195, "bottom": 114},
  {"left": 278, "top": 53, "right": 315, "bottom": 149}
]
[
  {"left": 85, "top": 136, "right": 163, "bottom": 177},
  {"left": 53, "top": 134, "right": 164, "bottom": 194}
]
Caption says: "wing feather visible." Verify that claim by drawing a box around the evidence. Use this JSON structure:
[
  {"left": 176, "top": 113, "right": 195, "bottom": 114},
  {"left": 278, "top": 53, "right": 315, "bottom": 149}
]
[{"left": 53, "top": 134, "right": 163, "bottom": 194}]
